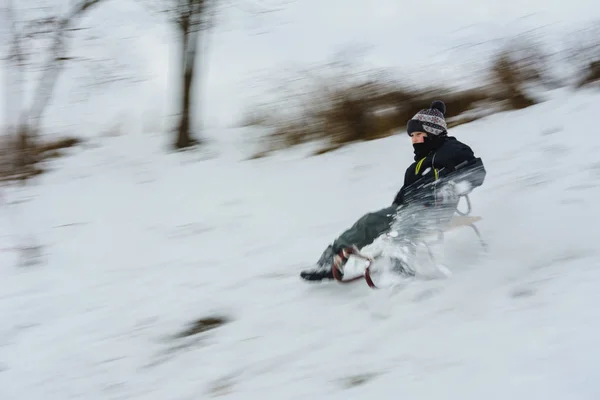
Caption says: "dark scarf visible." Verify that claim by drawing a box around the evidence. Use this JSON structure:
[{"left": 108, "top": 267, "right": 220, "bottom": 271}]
[{"left": 413, "top": 134, "right": 446, "bottom": 160}]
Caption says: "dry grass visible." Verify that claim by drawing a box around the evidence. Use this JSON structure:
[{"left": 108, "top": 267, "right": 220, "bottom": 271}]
[
  {"left": 244, "top": 70, "right": 494, "bottom": 157},
  {"left": 35, "top": 136, "right": 81, "bottom": 154},
  {"left": 0, "top": 131, "right": 83, "bottom": 182},
  {"left": 174, "top": 315, "right": 230, "bottom": 339},
  {"left": 578, "top": 60, "right": 600, "bottom": 87},
  {"left": 241, "top": 36, "right": 562, "bottom": 158},
  {"left": 244, "top": 34, "right": 571, "bottom": 157},
  {"left": 487, "top": 49, "right": 537, "bottom": 110},
  {"left": 482, "top": 35, "right": 560, "bottom": 110}
]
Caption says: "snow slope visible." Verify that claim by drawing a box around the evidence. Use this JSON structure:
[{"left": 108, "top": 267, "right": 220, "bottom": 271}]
[{"left": 1, "top": 88, "right": 600, "bottom": 399}]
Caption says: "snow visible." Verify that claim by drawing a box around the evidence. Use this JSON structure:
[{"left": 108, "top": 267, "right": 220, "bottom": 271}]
[{"left": 1, "top": 87, "right": 599, "bottom": 399}]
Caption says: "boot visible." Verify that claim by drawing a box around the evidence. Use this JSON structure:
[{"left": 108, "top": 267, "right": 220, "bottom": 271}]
[{"left": 300, "top": 245, "right": 351, "bottom": 282}]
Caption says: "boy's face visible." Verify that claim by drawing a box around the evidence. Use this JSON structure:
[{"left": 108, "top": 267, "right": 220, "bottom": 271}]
[{"left": 410, "top": 131, "right": 427, "bottom": 144}]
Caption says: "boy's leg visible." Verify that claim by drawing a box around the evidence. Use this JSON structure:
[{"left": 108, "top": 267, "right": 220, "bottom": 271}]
[
  {"left": 331, "top": 206, "right": 398, "bottom": 252},
  {"left": 300, "top": 206, "right": 399, "bottom": 281}
]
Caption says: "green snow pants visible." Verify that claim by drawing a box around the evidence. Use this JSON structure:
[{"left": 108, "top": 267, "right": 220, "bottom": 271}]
[
  {"left": 331, "top": 206, "right": 399, "bottom": 252},
  {"left": 330, "top": 202, "right": 458, "bottom": 253}
]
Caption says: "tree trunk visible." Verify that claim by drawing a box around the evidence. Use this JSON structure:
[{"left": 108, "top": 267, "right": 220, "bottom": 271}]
[
  {"left": 175, "top": 23, "right": 201, "bottom": 149},
  {"left": 176, "top": 31, "right": 193, "bottom": 148},
  {"left": 176, "top": 55, "right": 192, "bottom": 147},
  {"left": 7, "top": 0, "right": 31, "bottom": 170}
]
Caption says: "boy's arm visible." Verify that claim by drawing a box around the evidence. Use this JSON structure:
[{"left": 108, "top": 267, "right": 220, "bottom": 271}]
[{"left": 437, "top": 143, "right": 486, "bottom": 193}]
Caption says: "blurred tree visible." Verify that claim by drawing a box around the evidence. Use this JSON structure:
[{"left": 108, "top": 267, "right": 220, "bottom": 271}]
[
  {"left": 165, "top": 0, "right": 214, "bottom": 149},
  {"left": 4, "top": 0, "right": 108, "bottom": 169},
  {"left": 146, "top": 0, "right": 292, "bottom": 150}
]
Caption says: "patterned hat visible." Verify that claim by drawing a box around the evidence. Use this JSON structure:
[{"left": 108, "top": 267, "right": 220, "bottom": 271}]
[{"left": 407, "top": 100, "right": 447, "bottom": 136}]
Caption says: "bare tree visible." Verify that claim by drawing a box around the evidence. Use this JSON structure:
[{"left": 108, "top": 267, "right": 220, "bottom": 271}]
[
  {"left": 146, "top": 0, "right": 216, "bottom": 149},
  {"left": 172, "top": 0, "right": 214, "bottom": 149},
  {"left": 4, "top": 0, "right": 108, "bottom": 170},
  {"left": 145, "top": 0, "right": 292, "bottom": 150}
]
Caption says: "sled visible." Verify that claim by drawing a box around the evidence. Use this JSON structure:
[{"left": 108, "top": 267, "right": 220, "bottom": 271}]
[
  {"left": 335, "top": 194, "right": 488, "bottom": 289},
  {"left": 420, "top": 192, "right": 488, "bottom": 255}
]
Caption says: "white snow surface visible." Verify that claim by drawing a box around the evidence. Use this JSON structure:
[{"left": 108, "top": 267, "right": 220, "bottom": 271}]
[{"left": 1, "top": 88, "right": 600, "bottom": 399}]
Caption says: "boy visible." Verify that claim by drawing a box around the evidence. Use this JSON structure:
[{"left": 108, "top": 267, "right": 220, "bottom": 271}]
[{"left": 300, "top": 100, "right": 486, "bottom": 281}]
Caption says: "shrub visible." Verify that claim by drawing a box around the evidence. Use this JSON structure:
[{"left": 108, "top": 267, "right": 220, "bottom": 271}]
[
  {"left": 245, "top": 37, "right": 551, "bottom": 157},
  {"left": 0, "top": 130, "right": 82, "bottom": 182}
]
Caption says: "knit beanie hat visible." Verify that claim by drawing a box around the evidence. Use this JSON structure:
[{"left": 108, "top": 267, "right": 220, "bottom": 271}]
[{"left": 407, "top": 100, "right": 447, "bottom": 136}]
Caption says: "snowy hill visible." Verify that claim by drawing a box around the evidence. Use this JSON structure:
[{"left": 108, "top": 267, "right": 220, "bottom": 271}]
[{"left": 1, "top": 87, "right": 600, "bottom": 399}]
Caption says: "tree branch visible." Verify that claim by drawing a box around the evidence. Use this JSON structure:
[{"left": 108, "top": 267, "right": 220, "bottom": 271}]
[{"left": 26, "top": 0, "right": 109, "bottom": 133}]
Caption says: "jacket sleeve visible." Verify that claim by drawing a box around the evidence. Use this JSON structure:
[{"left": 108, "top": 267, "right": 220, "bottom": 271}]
[
  {"left": 436, "top": 142, "right": 486, "bottom": 190},
  {"left": 446, "top": 157, "right": 486, "bottom": 190}
]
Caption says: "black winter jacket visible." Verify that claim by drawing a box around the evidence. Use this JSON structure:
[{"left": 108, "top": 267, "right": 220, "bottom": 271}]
[{"left": 392, "top": 136, "right": 486, "bottom": 207}]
